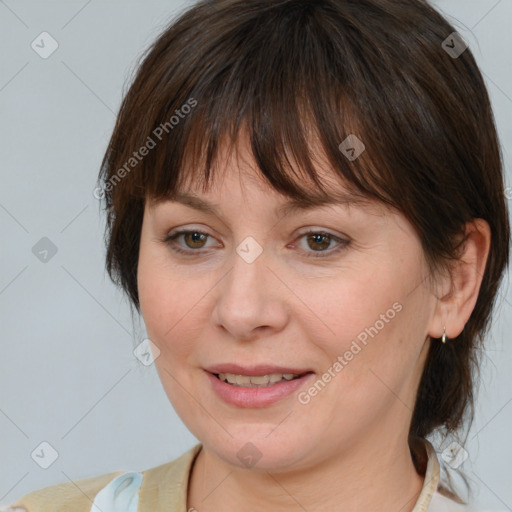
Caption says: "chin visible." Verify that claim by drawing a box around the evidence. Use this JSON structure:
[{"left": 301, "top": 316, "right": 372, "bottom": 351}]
[{"left": 196, "top": 425, "right": 318, "bottom": 473}]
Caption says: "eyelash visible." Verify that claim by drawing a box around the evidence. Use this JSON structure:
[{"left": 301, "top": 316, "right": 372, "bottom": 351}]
[{"left": 162, "top": 229, "right": 350, "bottom": 259}]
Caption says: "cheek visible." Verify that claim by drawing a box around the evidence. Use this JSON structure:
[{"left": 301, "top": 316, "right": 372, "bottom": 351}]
[
  {"left": 306, "top": 267, "right": 396, "bottom": 348},
  {"left": 306, "top": 256, "right": 426, "bottom": 387},
  {"left": 138, "top": 245, "right": 182, "bottom": 349},
  {"left": 137, "top": 246, "right": 211, "bottom": 365},
  {"left": 138, "top": 261, "right": 171, "bottom": 336}
]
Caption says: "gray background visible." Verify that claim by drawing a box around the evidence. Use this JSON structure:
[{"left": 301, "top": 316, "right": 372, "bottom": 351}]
[{"left": 0, "top": 0, "right": 511, "bottom": 510}]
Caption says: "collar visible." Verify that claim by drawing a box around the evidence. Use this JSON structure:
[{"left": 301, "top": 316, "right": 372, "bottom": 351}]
[
  {"left": 412, "top": 439, "right": 441, "bottom": 511},
  {"left": 138, "top": 439, "right": 440, "bottom": 512}
]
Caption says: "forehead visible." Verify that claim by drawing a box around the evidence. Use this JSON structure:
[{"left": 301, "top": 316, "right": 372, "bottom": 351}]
[
  {"left": 148, "top": 130, "right": 390, "bottom": 218},
  {"left": 148, "top": 173, "right": 389, "bottom": 220},
  {"left": 156, "top": 189, "right": 379, "bottom": 217}
]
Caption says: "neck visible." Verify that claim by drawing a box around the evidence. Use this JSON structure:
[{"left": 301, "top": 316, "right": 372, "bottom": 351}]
[{"left": 187, "top": 430, "right": 426, "bottom": 512}]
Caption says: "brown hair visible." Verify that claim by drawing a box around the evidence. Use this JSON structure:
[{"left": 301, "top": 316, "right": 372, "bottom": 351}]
[{"left": 97, "top": 0, "right": 510, "bottom": 500}]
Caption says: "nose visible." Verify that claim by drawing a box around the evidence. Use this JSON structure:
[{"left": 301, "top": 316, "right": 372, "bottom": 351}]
[{"left": 211, "top": 243, "right": 289, "bottom": 341}]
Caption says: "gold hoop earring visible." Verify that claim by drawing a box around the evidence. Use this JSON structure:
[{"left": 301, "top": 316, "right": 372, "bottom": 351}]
[{"left": 441, "top": 326, "right": 447, "bottom": 344}]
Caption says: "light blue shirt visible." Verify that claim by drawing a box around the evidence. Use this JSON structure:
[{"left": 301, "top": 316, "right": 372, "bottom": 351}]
[{"left": 88, "top": 472, "right": 143, "bottom": 512}]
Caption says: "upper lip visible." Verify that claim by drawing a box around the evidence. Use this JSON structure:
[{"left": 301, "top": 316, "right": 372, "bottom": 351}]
[{"left": 204, "top": 363, "right": 313, "bottom": 376}]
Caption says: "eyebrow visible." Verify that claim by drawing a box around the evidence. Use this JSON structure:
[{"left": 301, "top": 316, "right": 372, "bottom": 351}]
[{"left": 158, "top": 191, "right": 372, "bottom": 217}]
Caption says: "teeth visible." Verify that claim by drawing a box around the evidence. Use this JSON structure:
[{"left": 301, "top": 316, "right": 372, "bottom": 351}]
[{"left": 218, "top": 372, "right": 301, "bottom": 387}]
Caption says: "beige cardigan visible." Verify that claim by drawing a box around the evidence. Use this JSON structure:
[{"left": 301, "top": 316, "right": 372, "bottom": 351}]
[{"left": 3, "top": 440, "right": 478, "bottom": 511}]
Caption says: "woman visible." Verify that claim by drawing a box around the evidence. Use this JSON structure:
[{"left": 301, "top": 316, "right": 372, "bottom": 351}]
[{"left": 6, "top": 0, "right": 510, "bottom": 510}]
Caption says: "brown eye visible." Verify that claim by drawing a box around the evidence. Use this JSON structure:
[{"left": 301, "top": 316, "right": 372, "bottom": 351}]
[
  {"left": 294, "top": 230, "right": 351, "bottom": 259},
  {"left": 305, "top": 233, "right": 332, "bottom": 251},
  {"left": 181, "top": 231, "right": 208, "bottom": 249},
  {"left": 163, "top": 229, "right": 216, "bottom": 255}
]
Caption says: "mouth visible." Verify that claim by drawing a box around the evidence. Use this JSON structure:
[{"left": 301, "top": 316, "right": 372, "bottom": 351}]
[
  {"left": 212, "top": 372, "right": 311, "bottom": 388},
  {"left": 205, "top": 367, "right": 316, "bottom": 407}
]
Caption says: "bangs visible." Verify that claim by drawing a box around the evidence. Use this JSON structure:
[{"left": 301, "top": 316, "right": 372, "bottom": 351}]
[{"left": 131, "top": 2, "right": 402, "bottom": 211}]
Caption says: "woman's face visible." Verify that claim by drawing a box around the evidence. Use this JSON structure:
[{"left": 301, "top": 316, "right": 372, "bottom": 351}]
[{"left": 137, "top": 140, "right": 439, "bottom": 471}]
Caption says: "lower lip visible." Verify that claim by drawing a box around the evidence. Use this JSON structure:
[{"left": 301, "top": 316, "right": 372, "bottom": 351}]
[{"left": 206, "top": 371, "right": 315, "bottom": 408}]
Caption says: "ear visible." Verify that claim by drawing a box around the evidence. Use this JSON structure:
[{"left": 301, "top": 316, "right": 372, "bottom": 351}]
[{"left": 428, "top": 219, "right": 491, "bottom": 340}]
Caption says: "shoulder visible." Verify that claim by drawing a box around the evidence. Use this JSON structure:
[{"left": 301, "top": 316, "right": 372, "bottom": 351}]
[
  {"left": 1, "top": 469, "right": 127, "bottom": 512},
  {"left": 2, "top": 444, "right": 202, "bottom": 512}
]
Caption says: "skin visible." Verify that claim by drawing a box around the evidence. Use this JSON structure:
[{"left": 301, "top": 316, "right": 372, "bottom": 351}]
[{"left": 137, "top": 136, "right": 491, "bottom": 512}]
